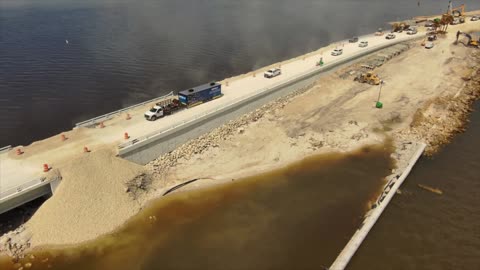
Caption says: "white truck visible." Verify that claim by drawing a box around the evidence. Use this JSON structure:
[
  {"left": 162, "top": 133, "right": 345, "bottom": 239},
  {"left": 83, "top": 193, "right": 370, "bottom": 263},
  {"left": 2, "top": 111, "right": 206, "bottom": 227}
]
[
  {"left": 331, "top": 48, "right": 343, "bottom": 56},
  {"left": 144, "top": 99, "right": 183, "bottom": 121},
  {"left": 264, "top": 68, "right": 282, "bottom": 78}
]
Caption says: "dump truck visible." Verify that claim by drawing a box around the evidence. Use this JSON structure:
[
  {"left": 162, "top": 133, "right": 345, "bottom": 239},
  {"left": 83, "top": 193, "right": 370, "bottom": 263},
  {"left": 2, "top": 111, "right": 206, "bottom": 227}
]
[
  {"left": 178, "top": 81, "right": 223, "bottom": 107},
  {"left": 144, "top": 81, "right": 223, "bottom": 121},
  {"left": 354, "top": 72, "right": 381, "bottom": 85},
  {"left": 144, "top": 99, "right": 184, "bottom": 121}
]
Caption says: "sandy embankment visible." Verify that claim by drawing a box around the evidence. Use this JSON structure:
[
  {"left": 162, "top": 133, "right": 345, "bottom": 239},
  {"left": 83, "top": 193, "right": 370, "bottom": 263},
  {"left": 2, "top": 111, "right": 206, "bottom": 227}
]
[
  {"left": 1, "top": 20, "right": 480, "bottom": 259},
  {"left": 150, "top": 24, "right": 480, "bottom": 188}
]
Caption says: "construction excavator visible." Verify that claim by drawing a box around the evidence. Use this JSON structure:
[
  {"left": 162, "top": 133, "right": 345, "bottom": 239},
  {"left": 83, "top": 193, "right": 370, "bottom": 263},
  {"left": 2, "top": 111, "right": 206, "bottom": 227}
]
[
  {"left": 456, "top": 31, "right": 479, "bottom": 47},
  {"left": 447, "top": 1, "right": 466, "bottom": 24},
  {"left": 448, "top": 2, "right": 465, "bottom": 17},
  {"left": 354, "top": 72, "right": 381, "bottom": 85}
]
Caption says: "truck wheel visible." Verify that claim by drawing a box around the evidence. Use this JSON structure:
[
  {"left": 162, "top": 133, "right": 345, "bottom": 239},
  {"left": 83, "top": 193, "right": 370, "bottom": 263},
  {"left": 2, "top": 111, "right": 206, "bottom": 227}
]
[{"left": 151, "top": 116, "right": 157, "bottom": 121}]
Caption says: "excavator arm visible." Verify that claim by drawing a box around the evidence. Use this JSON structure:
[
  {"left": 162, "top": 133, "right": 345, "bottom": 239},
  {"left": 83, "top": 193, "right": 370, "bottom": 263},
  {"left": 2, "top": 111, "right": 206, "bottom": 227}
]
[{"left": 456, "top": 31, "right": 477, "bottom": 47}]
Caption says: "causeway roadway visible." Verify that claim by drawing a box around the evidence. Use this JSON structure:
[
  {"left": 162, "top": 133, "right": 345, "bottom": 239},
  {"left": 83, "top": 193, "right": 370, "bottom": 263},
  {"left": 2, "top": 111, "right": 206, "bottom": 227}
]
[{"left": 2, "top": 21, "right": 468, "bottom": 214}]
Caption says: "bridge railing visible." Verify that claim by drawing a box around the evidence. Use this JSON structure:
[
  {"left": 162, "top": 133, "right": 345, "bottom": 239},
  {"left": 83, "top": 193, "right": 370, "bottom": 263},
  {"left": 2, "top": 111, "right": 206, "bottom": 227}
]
[
  {"left": 0, "top": 145, "right": 12, "bottom": 154},
  {"left": 0, "top": 177, "right": 49, "bottom": 202},
  {"left": 74, "top": 91, "right": 174, "bottom": 128}
]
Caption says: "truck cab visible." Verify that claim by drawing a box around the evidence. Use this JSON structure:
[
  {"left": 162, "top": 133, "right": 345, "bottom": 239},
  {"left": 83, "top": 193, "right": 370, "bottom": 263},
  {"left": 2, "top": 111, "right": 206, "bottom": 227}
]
[{"left": 144, "top": 105, "right": 164, "bottom": 121}]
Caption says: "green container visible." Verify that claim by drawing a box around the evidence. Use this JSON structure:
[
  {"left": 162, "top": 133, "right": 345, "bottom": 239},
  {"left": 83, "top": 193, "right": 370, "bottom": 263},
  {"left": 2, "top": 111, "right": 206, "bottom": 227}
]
[{"left": 376, "top": 101, "right": 383, "bottom": 109}]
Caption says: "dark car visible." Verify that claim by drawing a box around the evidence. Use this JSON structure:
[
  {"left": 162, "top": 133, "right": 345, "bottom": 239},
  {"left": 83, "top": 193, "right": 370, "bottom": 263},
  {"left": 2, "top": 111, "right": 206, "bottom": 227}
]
[
  {"left": 428, "top": 35, "right": 437, "bottom": 41},
  {"left": 349, "top": 37, "right": 359, "bottom": 43}
]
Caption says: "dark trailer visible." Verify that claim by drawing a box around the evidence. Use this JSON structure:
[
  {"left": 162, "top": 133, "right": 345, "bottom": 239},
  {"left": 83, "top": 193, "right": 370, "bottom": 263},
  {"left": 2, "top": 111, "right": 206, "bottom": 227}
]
[{"left": 178, "top": 82, "right": 222, "bottom": 107}]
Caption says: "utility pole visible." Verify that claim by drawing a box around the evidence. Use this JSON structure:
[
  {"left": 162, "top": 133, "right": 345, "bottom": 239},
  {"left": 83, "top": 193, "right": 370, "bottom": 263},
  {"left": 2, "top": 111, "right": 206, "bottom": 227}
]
[{"left": 376, "top": 80, "right": 384, "bottom": 108}]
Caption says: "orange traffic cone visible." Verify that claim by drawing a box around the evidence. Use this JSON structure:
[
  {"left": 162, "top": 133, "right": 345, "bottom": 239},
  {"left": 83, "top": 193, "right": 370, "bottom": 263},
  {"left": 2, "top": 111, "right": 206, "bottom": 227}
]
[
  {"left": 61, "top": 134, "right": 67, "bottom": 141},
  {"left": 99, "top": 122, "right": 105, "bottom": 128},
  {"left": 16, "top": 148, "right": 23, "bottom": 155},
  {"left": 124, "top": 132, "right": 130, "bottom": 140},
  {"left": 83, "top": 146, "right": 90, "bottom": 153},
  {"left": 126, "top": 113, "right": 131, "bottom": 120},
  {"left": 43, "top": 164, "right": 50, "bottom": 172}
]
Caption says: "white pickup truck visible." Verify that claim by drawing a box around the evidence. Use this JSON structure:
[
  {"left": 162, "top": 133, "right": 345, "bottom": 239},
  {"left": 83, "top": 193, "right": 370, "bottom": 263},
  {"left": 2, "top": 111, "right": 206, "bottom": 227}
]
[
  {"left": 264, "top": 68, "right": 281, "bottom": 78},
  {"left": 144, "top": 99, "right": 183, "bottom": 121}
]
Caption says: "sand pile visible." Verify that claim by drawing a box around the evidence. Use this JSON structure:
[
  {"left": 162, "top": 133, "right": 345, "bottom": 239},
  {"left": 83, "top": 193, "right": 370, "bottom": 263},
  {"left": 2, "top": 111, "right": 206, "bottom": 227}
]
[{"left": 25, "top": 148, "right": 145, "bottom": 247}]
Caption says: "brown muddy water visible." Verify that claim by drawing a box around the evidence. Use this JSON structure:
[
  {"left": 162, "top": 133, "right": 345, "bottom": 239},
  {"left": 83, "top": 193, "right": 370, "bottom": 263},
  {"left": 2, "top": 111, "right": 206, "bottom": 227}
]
[
  {"left": 349, "top": 100, "right": 480, "bottom": 270},
  {"left": 0, "top": 145, "right": 394, "bottom": 270}
]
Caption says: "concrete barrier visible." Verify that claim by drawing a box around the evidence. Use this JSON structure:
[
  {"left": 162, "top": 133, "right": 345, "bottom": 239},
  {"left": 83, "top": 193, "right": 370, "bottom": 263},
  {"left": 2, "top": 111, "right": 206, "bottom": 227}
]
[
  {"left": 74, "top": 91, "right": 174, "bottom": 128},
  {"left": 119, "top": 36, "right": 423, "bottom": 165},
  {"left": 0, "top": 145, "right": 12, "bottom": 154},
  {"left": 0, "top": 176, "right": 61, "bottom": 215},
  {"left": 329, "top": 142, "right": 426, "bottom": 270}
]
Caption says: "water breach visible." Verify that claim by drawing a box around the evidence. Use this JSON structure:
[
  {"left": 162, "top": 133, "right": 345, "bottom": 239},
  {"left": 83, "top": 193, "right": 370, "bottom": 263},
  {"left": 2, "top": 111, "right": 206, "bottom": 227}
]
[{"left": 0, "top": 143, "right": 394, "bottom": 270}]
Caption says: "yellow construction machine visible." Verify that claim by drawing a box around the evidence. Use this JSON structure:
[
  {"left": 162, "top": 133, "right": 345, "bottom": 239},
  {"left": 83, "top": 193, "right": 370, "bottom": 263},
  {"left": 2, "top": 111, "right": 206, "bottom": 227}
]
[
  {"left": 456, "top": 31, "right": 479, "bottom": 48},
  {"left": 391, "top": 22, "right": 410, "bottom": 32},
  {"left": 354, "top": 72, "right": 381, "bottom": 85},
  {"left": 448, "top": 1, "right": 466, "bottom": 24}
]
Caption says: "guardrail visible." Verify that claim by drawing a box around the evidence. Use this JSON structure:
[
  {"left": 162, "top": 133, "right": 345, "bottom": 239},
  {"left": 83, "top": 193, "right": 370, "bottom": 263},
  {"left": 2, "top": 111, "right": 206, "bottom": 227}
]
[
  {"left": 118, "top": 34, "right": 421, "bottom": 151},
  {"left": 74, "top": 91, "right": 174, "bottom": 128},
  {"left": 0, "top": 145, "right": 12, "bottom": 154},
  {"left": 0, "top": 177, "right": 50, "bottom": 203}
]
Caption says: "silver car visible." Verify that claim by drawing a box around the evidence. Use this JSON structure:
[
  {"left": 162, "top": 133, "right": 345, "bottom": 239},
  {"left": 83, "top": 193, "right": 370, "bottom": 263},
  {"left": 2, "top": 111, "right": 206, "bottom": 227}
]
[
  {"left": 331, "top": 48, "right": 343, "bottom": 56},
  {"left": 358, "top": 41, "right": 368, "bottom": 47},
  {"left": 385, "top": 33, "right": 396, "bottom": 39},
  {"left": 425, "top": 42, "right": 434, "bottom": 49},
  {"left": 407, "top": 29, "right": 418, "bottom": 35}
]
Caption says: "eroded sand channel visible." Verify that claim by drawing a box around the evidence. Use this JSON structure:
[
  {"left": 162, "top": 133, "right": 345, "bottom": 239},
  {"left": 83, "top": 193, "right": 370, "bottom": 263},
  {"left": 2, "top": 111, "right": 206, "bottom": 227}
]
[{"left": 0, "top": 144, "right": 393, "bottom": 270}]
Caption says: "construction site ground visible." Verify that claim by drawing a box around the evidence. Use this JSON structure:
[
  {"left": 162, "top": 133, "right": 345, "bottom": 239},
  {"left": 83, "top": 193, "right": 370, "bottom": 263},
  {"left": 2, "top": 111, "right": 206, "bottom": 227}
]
[{"left": 1, "top": 18, "right": 480, "bottom": 256}]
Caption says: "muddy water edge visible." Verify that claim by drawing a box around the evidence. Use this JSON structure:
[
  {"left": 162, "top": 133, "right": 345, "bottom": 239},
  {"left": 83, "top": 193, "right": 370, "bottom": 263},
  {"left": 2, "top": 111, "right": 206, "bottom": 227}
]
[
  {"left": 349, "top": 100, "right": 480, "bottom": 270},
  {"left": 0, "top": 144, "right": 394, "bottom": 270}
]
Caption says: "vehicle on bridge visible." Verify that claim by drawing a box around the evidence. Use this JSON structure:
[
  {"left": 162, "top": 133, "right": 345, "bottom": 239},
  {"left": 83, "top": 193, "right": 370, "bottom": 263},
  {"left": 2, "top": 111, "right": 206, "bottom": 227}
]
[
  {"left": 264, "top": 68, "right": 282, "bottom": 78},
  {"left": 178, "top": 81, "right": 223, "bottom": 107},
  {"left": 386, "top": 33, "right": 396, "bottom": 40},
  {"left": 331, "top": 48, "right": 343, "bottom": 56},
  {"left": 144, "top": 82, "right": 223, "bottom": 120},
  {"left": 144, "top": 99, "right": 184, "bottom": 121},
  {"left": 359, "top": 41, "right": 369, "bottom": 47}
]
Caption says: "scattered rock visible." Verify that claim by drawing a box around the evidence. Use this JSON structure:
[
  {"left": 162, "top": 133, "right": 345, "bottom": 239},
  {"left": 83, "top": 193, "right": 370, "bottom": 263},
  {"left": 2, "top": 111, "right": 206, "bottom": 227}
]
[{"left": 145, "top": 82, "right": 316, "bottom": 179}]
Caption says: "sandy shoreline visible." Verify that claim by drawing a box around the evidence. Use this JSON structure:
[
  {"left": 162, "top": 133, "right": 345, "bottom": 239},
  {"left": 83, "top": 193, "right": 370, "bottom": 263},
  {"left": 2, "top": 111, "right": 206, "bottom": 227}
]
[{"left": 1, "top": 17, "right": 480, "bottom": 260}]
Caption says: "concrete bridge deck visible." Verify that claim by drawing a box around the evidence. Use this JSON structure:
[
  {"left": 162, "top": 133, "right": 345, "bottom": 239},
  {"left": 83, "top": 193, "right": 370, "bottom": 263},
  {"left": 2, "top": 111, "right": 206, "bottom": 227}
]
[{"left": 0, "top": 27, "right": 433, "bottom": 214}]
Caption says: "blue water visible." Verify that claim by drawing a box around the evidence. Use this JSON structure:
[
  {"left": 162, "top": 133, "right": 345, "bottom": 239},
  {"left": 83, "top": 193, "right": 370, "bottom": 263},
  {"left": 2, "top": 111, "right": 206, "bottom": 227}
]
[{"left": 3, "top": 0, "right": 480, "bottom": 147}]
